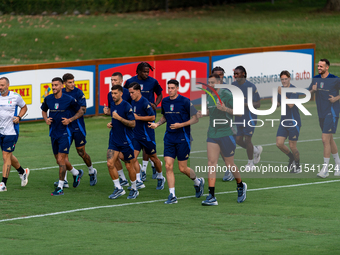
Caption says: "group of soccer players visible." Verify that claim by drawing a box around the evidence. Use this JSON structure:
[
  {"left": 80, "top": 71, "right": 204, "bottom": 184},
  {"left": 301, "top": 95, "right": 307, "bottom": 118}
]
[{"left": 1, "top": 59, "right": 340, "bottom": 206}]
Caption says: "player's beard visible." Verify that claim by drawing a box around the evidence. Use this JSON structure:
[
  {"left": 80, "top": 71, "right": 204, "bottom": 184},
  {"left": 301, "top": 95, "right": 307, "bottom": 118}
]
[{"left": 0, "top": 88, "right": 8, "bottom": 95}]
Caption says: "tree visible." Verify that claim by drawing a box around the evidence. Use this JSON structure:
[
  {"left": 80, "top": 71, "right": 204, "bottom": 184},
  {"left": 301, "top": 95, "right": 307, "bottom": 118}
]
[{"left": 325, "top": 0, "right": 340, "bottom": 11}]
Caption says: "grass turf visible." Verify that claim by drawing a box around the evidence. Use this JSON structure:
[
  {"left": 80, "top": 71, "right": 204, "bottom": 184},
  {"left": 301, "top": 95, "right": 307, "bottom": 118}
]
[{"left": 1, "top": 100, "right": 340, "bottom": 254}]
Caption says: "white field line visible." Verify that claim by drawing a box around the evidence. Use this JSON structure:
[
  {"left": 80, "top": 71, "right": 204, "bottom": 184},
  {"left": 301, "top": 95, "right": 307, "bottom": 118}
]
[
  {"left": 0, "top": 179, "right": 339, "bottom": 223},
  {"left": 2, "top": 136, "right": 339, "bottom": 174}
]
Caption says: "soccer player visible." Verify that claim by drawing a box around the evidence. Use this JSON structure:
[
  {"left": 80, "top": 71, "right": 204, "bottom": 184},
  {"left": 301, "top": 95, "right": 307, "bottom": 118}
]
[
  {"left": 125, "top": 62, "right": 163, "bottom": 180},
  {"left": 53, "top": 73, "right": 97, "bottom": 187},
  {"left": 149, "top": 79, "right": 204, "bottom": 204},
  {"left": 199, "top": 74, "right": 247, "bottom": 205},
  {"left": 129, "top": 82, "right": 166, "bottom": 190},
  {"left": 276, "top": 71, "right": 302, "bottom": 173},
  {"left": 104, "top": 72, "right": 131, "bottom": 187},
  {"left": 105, "top": 85, "right": 138, "bottom": 199},
  {"left": 41, "top": 77, "right": 85, "bottom": 196},
  {"left": 309, "top": 59, "right": 340, "bottom": 178},
  {"left": 0, "top": 77, "right": 29, "bottom": 192},
  {"left": 232, "top": 66, "right": 263, "bottom": 171},
  {"left": 212, "top": 66, "right": 235, "bottom": 182}
]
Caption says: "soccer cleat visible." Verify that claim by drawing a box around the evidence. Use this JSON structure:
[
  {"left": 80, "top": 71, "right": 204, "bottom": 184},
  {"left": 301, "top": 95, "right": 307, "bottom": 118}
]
[
  {"left": 0, "top": 182, "right": 7, "bottom": 192},
  {"left": 128, "top": 180, "right": 145, "bottom": 190},
  {"left": 202, "top": 194, "right": 218, "bottom": 206},
  {"left": 237, "top": 182, "right": 247, "bottom": 203},
  {"left": 51, "top": 187, "right": 64, "bottom": 196},
  {"left": 127, "top": 189, "right": 139, "bottom": 199},
  {"left": 19, "top": 168, "right": 30, "bottom": 187},
  {"left": 152, "top": 165, "right": 157, "bottom": 179},
  {"left": 288, "top": 159, "right": 295, "bottom": 171},
  {"left": 140, "top": 170, "right": 146, "bottom": 182},
  {"left": 54, "top": 180, "right": 69, "bottom": 188},
  {"left": 164, "top": 193, "right": 178, "bottom": 204},
  {"left": 156, "top": 176, "right": 166, "bottom": 190},
  {"left": 73, "top": 169, "right": 84, "bottom": 188},
  {"left": 290, "top": 164, "right": 302, "bottom": 174},
  {"left": 244, "top": 163, "right": 255, "bottom": 172},
  {"left": 222, "top": 170, "right": 235, "bottom": 182},
  {"left": 119, "top": 178, "right": 129, "bottom": 187},
  {"left": 317, "top": 167, "right": 329, "bottom": 178},
  {"left": 253, "top": 145, "right": 263, "bottom": 164},
  {"left": 89, "top": 169, "right": 97, "bottom": 186},
  {"left": 108, "top": 187, "right": 126, "bottom": 199},
  {"left": 194, "top": 177, "right": 205, "bottom": 198}
]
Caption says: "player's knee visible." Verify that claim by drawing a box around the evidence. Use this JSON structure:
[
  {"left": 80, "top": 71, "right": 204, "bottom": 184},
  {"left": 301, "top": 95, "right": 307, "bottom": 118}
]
[
  {"left": 235, "top": 136, "right": 242, "bottom": 145},
  {"left": 276, "top": 141, "right": 283, "bottom": 149},
  {"left": 107, "top": 160, "right": 114, "bottom": 169},
  {"left": 77, "top": 148, "right": 85, "bottom": 158},
  {"left": 165, "top": 163, "right": 173, "bottom": 171}
]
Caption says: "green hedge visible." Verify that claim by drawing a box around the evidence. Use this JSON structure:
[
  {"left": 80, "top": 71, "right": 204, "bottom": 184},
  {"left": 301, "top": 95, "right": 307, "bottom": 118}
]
[{"left": 0, "top": 0, "right": 265, "bottom": 15}]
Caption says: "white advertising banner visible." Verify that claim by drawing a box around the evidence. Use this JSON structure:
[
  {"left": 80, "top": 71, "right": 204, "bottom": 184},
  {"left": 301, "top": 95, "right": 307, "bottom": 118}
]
[{"left": 1, "top": 68, "right": 95, "bottom": 120}]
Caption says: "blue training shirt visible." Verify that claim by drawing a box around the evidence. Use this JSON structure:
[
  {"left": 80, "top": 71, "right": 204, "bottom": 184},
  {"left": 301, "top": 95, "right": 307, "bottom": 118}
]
[
  {"left": 308, "top": 73, "right": 340, "bottom": 119},
  {"left": 62, "top": 87, "right": 86, "bottom": 135},
  {"left": 108, "top": 99, "right": 135, "bottom": 145},
  {"left": 232, "top": 80, "right": 260, "bottom": 124},
  {"left": 124, "top": 75, "right": 162, "bottom": 104},
  {"left": 278, "top": 84, "right": 301, "bottom": 127},
  {"left": 41, "top": 93, "right": 79, "bottom": 138},
  {"left": 161, "top": 94, "right": 197, "bottom": 144},
  {"left": 131, "top": 96, "right": 155, "bottom": 141}
]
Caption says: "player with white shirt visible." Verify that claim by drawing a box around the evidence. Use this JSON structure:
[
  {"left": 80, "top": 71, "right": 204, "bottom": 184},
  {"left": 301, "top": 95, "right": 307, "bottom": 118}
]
[{"left": 0, "top": 77, "right": 30, "bottom": 192}]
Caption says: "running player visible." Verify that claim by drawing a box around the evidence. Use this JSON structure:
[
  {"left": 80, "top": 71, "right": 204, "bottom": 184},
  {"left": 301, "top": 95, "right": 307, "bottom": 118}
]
[
  {"left": 149, "top": 79, "right": 204, "bottom": 204},
  {"left": 199, "top": 74, "right": 247, "bottom": 205},
  {"left": 309, "top": 59, "right": 340, "bottom": 178},
  {"left": 106, "top": 85, "right": 138, "bottom": 199},
  {"left": 232, "top": 66, "right": 263, "bottom": 171},
  {"left": 276, "top": 70, "right": 302, "bottom": 173},
  {"left": 125, "top": 62, "right": 163, "bottom": 180},
  {"left": 0, "top": 77, "right": 30, "bottom": 191},
  {"left": 41, "top": 77, "right": 85, "bottom": 196},
  {"left": 129, "top": 82, "right": 166, "bottom": 190},
  {"left": 53, "top": 73, "right": 97, "bottom": 188}
]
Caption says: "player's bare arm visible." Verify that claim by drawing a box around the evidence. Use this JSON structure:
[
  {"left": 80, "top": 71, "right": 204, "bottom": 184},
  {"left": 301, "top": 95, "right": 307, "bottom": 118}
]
[
  {"left": 134, "top": 113, "right": 155, "bottom": 122},
  {"left": 112, "top": 111, "right": 135, "bottom": 128},
  {"left": 149, "top": 115, "right": 166, "bottom": 129},
  {"left": 13, "top": 104, "right": 27, "bottom": 124},
  {"left": 107, "top": 122, "right": 112, "bottom": 128},
  {"left": 103, "top": 103, "right": 110, "bottom": 115},
  {"left": 253, "top": 100, "right": 261, "bottom": 109},
  {"left": 170, "top": 114, "right": 199, "bottom": 129},
  {"left": 42, "top": 110, "right": 53, "bottom": 125},
  {"left": 329, "top": 95, "right": 340, "bottom": 103},
  {"left": 216, "top": 102, "right": 233, "bottom": 115},
  {"left": 310, "top": 82, "right": 317, "bottom": 93},
  {"left": 62, "top": 106, "right": 86, "bottom": 125},
  {"left": 151, "top": 93, "right": 163, "bottom": 110}
]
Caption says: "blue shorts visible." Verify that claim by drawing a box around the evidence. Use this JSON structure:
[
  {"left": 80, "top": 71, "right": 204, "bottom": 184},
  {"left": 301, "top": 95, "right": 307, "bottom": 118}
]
[
  {"left": 0, "top": 134, "right": 18, "bottom": 152},
  {"left": 207, "top": 135, "right": 236, "bottom": 158},
  {"left": 133, "top": 138, "right": 157, "bottom": 155},
  {"left": 71, "top": 130, "right": 87, "bottom": 148},
  {"left": 319, "top": 116, "right": 339, "bottom": 134},
  {"left": 236, "top": 124, "right": 255, "bottom": 137},
  {"left": 108, "top": 133, "right": 134, "bottom": 162},
  {"left": 276, "top": 125, "right": 300, "bottom": 141},
  {"left": 164, "top": 140, "right": 190, "bottom": 161},
  {"left": 51, "top": 135, "right": 72, "bottom": 155}
]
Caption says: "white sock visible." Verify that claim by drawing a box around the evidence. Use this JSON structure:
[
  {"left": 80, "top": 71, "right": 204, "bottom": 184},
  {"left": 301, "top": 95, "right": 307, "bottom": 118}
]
[
  {"left": 323, "top": 158, "right": 330, "bottom": 171},
  {"left": 193, "top": 177, "right": 200, "bottom": 186},
  {"left": 253, "top": 146, "right": 259, "bottom": 154},
  {"left": 150, "top": 159, "right": 155, "bottom": 167},
  {"left": 136, "top": 173, "right": 141, "bottom": 182},
  {"left": 142, "top": 160, "right": 148, "bottom": 172},
  {"left": 157, "top": 172, "right": 163, "bottom": 179},
  {"left": 64, "top": 171, "right": 68, "bottom": 181},
  {"left": 169, "top": 187, "right": 175, "bottom": 197},
  {"left": 113, "top": 179, "right": 122, "bottom": 189},
  {"left": 248, "top": 159, "right": 254, "bottom": 165},
  {"left": 88, "top": 165, "right": 95, "bottom": 174},
  {"left": 131, "top": 180, "right": 137, "bottom": 190},
  {"left": 58, "top": 180, "right": 64, "bottom": 189},
  {"left": 70, "top": 167, "right": 79, "bottom": 176},
  {"left": 332, "top": 153, "right": 340, "bottom": 164},
  {"left": 118, "top": 169, "right": 127, "bottom": 181}
]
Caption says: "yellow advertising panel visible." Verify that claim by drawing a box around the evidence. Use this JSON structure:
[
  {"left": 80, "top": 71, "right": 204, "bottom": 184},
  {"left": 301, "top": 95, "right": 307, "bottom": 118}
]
[
  {"left": 40, "top": 83, "right": 52, "bottom": 103},
  {"left": 9, "top": 85, "right": 32, "bottom": 105}
]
